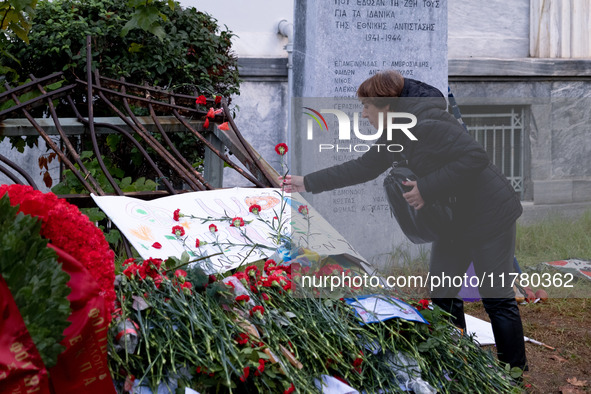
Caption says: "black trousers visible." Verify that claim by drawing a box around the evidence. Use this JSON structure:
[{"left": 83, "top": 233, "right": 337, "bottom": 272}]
[{"left": 429, "top": 223, "right": 528, "bottom": 370}]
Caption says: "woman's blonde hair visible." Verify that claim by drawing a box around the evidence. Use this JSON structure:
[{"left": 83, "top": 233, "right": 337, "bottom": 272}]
[{"left": 356, "top": 70, "right": 404, "bottom": 109}]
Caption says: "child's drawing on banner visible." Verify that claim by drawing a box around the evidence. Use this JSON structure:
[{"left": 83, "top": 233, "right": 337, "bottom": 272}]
[{"left": 93, "top": 188, "right": 367, "bottom": 274}]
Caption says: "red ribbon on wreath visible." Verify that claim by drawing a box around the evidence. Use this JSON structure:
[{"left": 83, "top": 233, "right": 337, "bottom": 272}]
[
  {"left": 47, "top": 244, "right": 115, "bottom": 394},
  {"left": 0, "top": 276, "right": 51, "bottom": 394}
]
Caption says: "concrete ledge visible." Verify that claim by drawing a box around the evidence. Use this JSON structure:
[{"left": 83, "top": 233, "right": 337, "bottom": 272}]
[
  {"left": 449, "top": 58, "right": 591, "bottom": 77},
  {"left": 0, "top": 116, "right": 203, "bottom": 137},
  {"left": 534, "top": 180, "right": 575, "bottom": 205},
  {"left": 519, "top": 201, "right": 591, "bottom": 225},
  {"left": 238, "top": 58, "right": 288, "bottom": 80},
  {"left": 533, "top": 180, "right": 591, "bottom": 205}
]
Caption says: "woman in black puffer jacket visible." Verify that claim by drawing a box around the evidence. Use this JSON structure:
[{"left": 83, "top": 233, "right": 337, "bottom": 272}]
[{"left": 282, "top": 70, "right": 527, "bottom": 371}]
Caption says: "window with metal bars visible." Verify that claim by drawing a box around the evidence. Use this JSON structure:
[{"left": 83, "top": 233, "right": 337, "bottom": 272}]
[{"left": 461, "top": 106, "right": 526, "bottom": 199}]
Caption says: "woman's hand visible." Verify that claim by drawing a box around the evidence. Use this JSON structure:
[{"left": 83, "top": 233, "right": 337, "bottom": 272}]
[
  {"left": 402, "top": 180, "right": 424, "bottom": 210},
  {"left": 278, "top": 175, "right": 306, "bottom": 193}
]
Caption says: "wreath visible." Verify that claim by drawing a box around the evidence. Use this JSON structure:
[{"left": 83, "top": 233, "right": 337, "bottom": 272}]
[
  {"left": 0, "top": 184, "right": 116, "bottom": 393},
  {"left": 0, "top": 184, "right": 116, "bottom": 316}
]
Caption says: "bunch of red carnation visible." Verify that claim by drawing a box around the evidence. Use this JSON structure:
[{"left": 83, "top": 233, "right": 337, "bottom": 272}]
[{"left": 122, "top": 258, "right": 194, "bottom": 295}]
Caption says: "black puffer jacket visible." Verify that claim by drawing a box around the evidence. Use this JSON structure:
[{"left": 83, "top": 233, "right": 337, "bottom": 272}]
[{"left": 304, "top": 78, "right": 522, "bottom": 242}]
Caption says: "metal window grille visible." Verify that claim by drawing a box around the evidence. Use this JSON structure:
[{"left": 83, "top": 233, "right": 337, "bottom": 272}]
[{"left": 462, "top": 108, "right": 525, "bottom": 199}]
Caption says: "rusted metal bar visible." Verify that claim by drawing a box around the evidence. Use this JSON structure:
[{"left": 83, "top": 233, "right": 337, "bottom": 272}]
[
  {"left": 221, "top": 100, "right": 279, "bottom": 187},
  {"left": 0, "top": 84, "right": 76, "bottom": 122},
  {"left": 0, "top": 163, "right": 24, "bottom": 185},
  {"left": 170, "top": 105, "right": 266, "bottom": 188},
  {"left": 99, "top": 75, "right": 214, "bottom": 108},
  {"left": 89, "top": 72, "right": 177, "bottom": 193},
  {"left": 147, "top": 99, "right": 210, "bottom": 191},
  {"left": 118, "top": 75, "right": 206, "bottom": 193},
  {"left": 30, "top": 74, "right": 105, "bottom": 195},
  {"left": 75, "top": 79, "right": 207, "bottom": 117},
  {"left": 3, "top": 82, "right": 98, "bottom": 194},
  {"left": 0, "top": 153, "right": 37, "bottom": 188},
  {"left": 0, "top": 72, "right": 64, "bottom": 104},
  {"left": 85, "top": 36, "right": 122, "bottom": 196},
  {"left": 65, "top": 95, "right": 175, "bottom": 196}
]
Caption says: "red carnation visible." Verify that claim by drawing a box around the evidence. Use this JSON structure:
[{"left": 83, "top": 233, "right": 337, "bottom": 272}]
[
  {"left": 153, "top": 275, "right": 164, "bottom": 289},
  {"left": 209, "top": 224, "right": 218, "bottom": 233},
  {"left": 264, "top": 259, "right": 277, "bottom": 274},
  {"left": 255, "top": 359, "right": 265, "bottom": 376},
  {"left": 181, "top": 282, "right": 193, "bottom": 295},
  {"left": 284, "top": 383, "right": 295, "bottom": 394},
  {"left": 195, "top": 95, "right": 207, "bottom": 105},
  {"left": 173, "top": 208, "right": 181, "bottom": 221},
  {"left": 275, "top": 143, "right": 288, "bottom": 155},
  {"left": 195, "top": 238, "right": 200, "bottom": 248},
  {"left": 236, "top": 333, "right": 249, "bottom": 345},
  {"left": 245, "top": 265, "right": 260, "bottom": 278},
  {"left": 214, "top": 95, "right": 222, "bottom": 104},
  {"left": 239, "top": 366, "right": 250, "bottom": 382},
  {"left": 298, "top": 205, "right": 309, "bottom": 215},
  {"left": 123, "top": 264, "right": 140, "bottom": 279},
  {"left": 418, "top": 299, "right": 430, "bottom": 310},
  {"left": 175, "top": 269, "right": 187, "bottom": 278},
  {"left": 123, "top": 258, "right": 136, "bottom": 267},
  {"left": 230, "top": 217, "right": 245, "bottom": 227},
  {"left": 172, "top": 225, "right": 185, "bottom": 237},
  {"left": 250, "top": 305, "right": 265, "bottom": 319},
  {"left": 233, "top": 271, "right": 249, "bottom": 286},
  {"left": 236, "top": 295, "right": 250, "bottom": 305},
  {"left": 261, "top": 293, "right": 270, "bottom": 302},
  {"left": 353, "top": 356, "right": 363, "bottom": 368},
  {"left": 249, "top": 204, "right": 262, "bottom": 215},
  {"left": 143, "top": 258, "right": 163, "bottom": 279}
]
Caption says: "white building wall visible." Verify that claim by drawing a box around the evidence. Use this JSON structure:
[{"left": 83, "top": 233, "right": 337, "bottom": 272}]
[
  {"left": 448, "top": 0, "right": 530, "bottom": 58},
  {"left": 180, "top": 0, "right": 292, "bottom": 58}
]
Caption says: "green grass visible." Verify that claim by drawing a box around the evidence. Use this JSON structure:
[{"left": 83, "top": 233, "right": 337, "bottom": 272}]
[
  {"left": 377, "top": 211, "right": 591, "bottom": 299},
  {"left": 516, "top": 210, "right": 591, "bottom": 268}
]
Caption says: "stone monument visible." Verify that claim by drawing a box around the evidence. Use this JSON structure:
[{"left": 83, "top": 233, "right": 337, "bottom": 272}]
[{"left": 292, "top": 0, "right": 448, "bottom": 269}]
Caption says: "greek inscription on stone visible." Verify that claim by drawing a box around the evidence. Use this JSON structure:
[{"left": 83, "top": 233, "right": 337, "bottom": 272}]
[
  {"left": 367, "top": 10, "right": 395, "bottom": 18},
  {"left": 423, "top": 0, "right": 440, "bottom": 7},
  {"left": 356, "top": 0, "right": 387, "bottom": 6}
]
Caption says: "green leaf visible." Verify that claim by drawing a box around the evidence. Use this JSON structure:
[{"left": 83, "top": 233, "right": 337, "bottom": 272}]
[
  {"left": 106, "top": 134, "right": 122, "bottom": 152},
  {"left": 180, "top": 251, "right": 190, "bottom": 265},
  {"left": 119, "top": 176, "right": 132, "bottom": 190},
  {"left": 164, "top": 256, "right": 179, "bottom": 270},
  {"left": 80, "top": 150, "right": 94, "bottom": 160},
  {"left": 81, "top": 207, "right": 106, "bottom": 222},
  {"left": 104, "top": 229, "right": 121, "bottom": 245},
  {"left": 510, "top": 366, "right": 523, "bottom": 379},
  {"left": 128, "top": 42, "right": 144, "bottom": 53},
  {"left": 149, "top": 25, "right": 165, "bottom": 41},
  {"left": 45, "top": 80, "right": 64, "bottom": 91}
]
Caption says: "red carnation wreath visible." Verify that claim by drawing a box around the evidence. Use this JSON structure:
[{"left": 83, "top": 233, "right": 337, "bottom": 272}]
[{"left": 0, "top": 184, "right": 116, "bottom": 317}]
